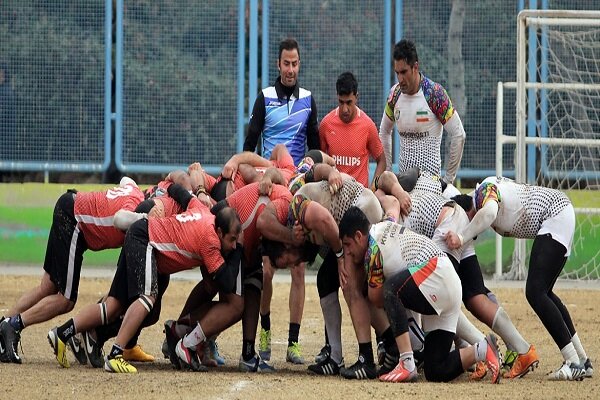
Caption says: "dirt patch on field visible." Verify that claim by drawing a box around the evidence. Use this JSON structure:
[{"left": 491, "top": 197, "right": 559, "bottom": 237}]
[{"left": 0, "top": 275, "right": 598, "bottom": 400}]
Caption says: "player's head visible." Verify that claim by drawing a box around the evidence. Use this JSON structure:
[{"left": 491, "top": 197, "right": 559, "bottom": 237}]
[
  {"left": 261, "top": 238, "right": 318, "bottom": 269},
  {"left": 336, "top": 71, "right": 359, "bottom": 124},
  {"left": 214, "top": 206, "right": 242, "bottom": 254},
  {"left": 393, "top": 39, "right": 420, "bottom": 95},
  {"left": 278, "top": 38, "right": 300, "bottom": 88},
  {"left": 339, "top": 206, "right": 371, "bottom": 265},
  {"left": 451, "top": 194, "right": 476, "bottom": 219}
]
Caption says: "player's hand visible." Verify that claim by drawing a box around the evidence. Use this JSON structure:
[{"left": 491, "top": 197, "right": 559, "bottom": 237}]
[
  {"left": 188, "top": 162, "right": 202, "bottom": 173},
  {"left": 337, "top": 257, "right": 348, "bottom": 289},
  {"left": 258, "top": 176, "right": 273, "bottom": 196},
  {"left": 222, "top": 159, "right": 238, "bottom": 180},
  {"left": 148, "top": 199, "right": 165, "bottom": 218},
  {"left": 197, "top": 192, "right": 213, "bottom": 208},
  {"left": 291, "top": 222, "right": 305, "bottom": 244},
  {"left": 328, "top": 169, "right": 343, "bottom": 195},
  {"left": 445, "top": 231, "right": 462, "bottom": 250},
  {"left": 398, "top": 191, "right": 412, "bottom": 218}
]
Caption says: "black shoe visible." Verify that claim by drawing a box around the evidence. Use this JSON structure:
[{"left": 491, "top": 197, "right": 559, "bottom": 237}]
[
  {"left": 339, "top": 355, "right": 376, "bottom": 380},
  {"left": 164, "top": 320, "right": 182, "bottom": 370},
  {"left": 314, "top": 343, "right": 331, "bottom": 364},
  {"left": 583, "top": 358, "right": 594, "bottom": 378},
  {"left": 68, "top": 335, "right": 88, "bottom": 365},
  {"left": 377, "top": 351, "right": 399, "bottom": 377},
  {"left": 82, "top": 330, "right": 104, "bottom": 368},
  {"left": 308, "top": 355, "right": 344, "bottom": 376},
  {"left": 0, "top": 320, "right": 22, "bottom": 364}
]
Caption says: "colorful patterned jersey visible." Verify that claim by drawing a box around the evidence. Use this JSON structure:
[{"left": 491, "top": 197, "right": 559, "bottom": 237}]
[
  {"left": 319, "top": 107, "right": 383, "bottom": 187},
  {"left": 365, "top": 220, "right": 447, "bottom": 288},
  {"left": 382, "top": 74, "right": 454, "bottom": 176},
  {"left": 148, "top": 198, "right": 224, "bottom": 275},
  {"left": 74, "top": 183, "right": 145, "bottom": 251},
  {"left": 474, "top": 176, "right": 571, "bottom": 238}
]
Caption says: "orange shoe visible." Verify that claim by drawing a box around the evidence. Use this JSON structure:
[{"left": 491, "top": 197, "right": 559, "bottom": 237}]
[
  {"left": 484, "top": 334, "right": 501, "bottom": 384},
  {"left": 503, "top": 345, "right": 539, "bottom": 379},
  {"left": 469, "top": 361, "right": 488, "bottom": 380},
  {"left": 123, "top": 344, "right": 155, "bottom": 362}
]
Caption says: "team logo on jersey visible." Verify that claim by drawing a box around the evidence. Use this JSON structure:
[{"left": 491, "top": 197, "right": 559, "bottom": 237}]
[
  {"left": 394, "top": 109, "right": 401, "bottom": 121},
  {"left": 416, "top": 110, "right": 430, "bottom": 123},
  {"left": 429, "top": 294, "right": 437, "bottom": 302}
]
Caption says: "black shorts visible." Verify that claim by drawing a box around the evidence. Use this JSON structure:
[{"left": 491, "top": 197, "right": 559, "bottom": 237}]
[
  {"left": 43, "top": 191, "right": 88, "bottom": 302},
  {"left": 454, "top": 254, "right": 488, "bottom": 302},
  {"left": 108, "top": 218, "right": 159, "bottom": 305}
]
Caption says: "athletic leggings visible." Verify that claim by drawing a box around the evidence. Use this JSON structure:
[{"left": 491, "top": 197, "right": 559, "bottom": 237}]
[
  {"left": 316, "top": 250, "right": 339, "bottom": 298},
  {"left": 525, "top": 233, "right": 576, "bottom": 350}
]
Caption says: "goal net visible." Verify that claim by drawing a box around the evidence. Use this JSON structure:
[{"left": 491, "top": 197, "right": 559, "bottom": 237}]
[{"left": 500, "top": 10, "right": 600, "bottom": 280}]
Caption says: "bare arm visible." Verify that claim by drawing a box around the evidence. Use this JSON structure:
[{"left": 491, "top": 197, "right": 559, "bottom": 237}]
[
  {"left": 371, "top": 152, "right": 387, "bottom": 189},
  {"left": 256, "top": 203, "right": 301, "bottom": 245},
  {"left": 375, "top": 171, "right": 411, "bottom": 217}
]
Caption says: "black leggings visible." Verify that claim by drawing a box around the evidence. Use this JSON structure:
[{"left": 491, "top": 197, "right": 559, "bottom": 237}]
[
  {"left": 525, "top": 233, "right": 575, "bottom": 350},
  {"left": 316, "top": 250, "right": 339, "bottom": 298},
  {"left": 423, "top": 329, "right": 464, "bottom": 382}
]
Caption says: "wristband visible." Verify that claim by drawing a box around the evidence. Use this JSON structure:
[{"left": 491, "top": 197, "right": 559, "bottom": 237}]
[
  {"left": 335, "top": 248, "right": 344, "bottom": 259},
  {"left": 195, "top": 185, "right": 208, "bottom": 197}
]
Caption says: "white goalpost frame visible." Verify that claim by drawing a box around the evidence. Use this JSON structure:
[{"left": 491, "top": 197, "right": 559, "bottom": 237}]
[{"left": 493, "top": 9, "right": 600, "bottom": 279}]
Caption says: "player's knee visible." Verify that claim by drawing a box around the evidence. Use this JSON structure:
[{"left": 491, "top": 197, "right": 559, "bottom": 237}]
[
  {"left": 137, "top": 295, "right": 155, "bottom": 313},
  {"left": 57, "top": 295, "right": 76, "bottom": 314},
  {"left": 424, "top": 363, "right": 449, "bottom": 382}
]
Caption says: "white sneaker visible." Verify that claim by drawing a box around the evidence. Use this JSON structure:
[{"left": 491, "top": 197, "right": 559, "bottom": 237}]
[{"left": 547, "top": 362, "right": 586, "bottom": 381}]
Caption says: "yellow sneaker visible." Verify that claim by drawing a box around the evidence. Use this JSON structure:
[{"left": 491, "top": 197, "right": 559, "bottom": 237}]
[
  {"left": 503, "top": 345, "right": 539, "bottom": 379},
  {"left": 104, "top": 355, "right": 137, "bottom": 373},
  {"left": 123, "top": 344, "right": 155, "bottom": 362},
  {"left": 47, "top": 327, "right": 70, "bottom": 368}
]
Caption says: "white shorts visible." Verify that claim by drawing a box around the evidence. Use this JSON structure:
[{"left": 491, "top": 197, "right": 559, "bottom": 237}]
[
  {"left": 432, "top": 206, "right": 476, "bottom": 261},
  {"left": 418, "top": 256, "right": 462, "bottom": 333},
  {"left": 354, "top": 189, "right": 384, "bottom": 224},
  {"left": 539, "top": 204, "right": 575, "bottom": 257}
]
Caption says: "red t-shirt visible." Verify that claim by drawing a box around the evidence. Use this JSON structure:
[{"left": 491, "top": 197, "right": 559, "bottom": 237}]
[
  {"left": 319, "top": 107, "right": 383, "bottom": 187},
  {"left": 74, "top": 183, "right": 145, "bottom": 251}
]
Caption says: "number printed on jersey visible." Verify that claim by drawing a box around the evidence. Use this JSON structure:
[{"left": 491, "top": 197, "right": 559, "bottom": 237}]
[
  {"left": 105, "top": 185, "right": 134, "bottom": 199},
  {"left": 175, "top": 212, "right": 203, "bottom": 223}
]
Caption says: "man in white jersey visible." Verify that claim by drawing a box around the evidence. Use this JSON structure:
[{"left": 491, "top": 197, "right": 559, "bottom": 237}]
[
  {"left": 447, "top": 177, "right": 593, "bottom": 381},
  {"left": 379, "top": 39, "right": 466, "bottom": 192},
  {"left": 339, "top": 206, "right": 501, "bottom": 383}
]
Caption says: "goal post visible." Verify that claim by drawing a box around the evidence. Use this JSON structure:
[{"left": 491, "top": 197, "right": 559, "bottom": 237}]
[{"left": 494, "top": 10, "right": 600, "bottom": 280}]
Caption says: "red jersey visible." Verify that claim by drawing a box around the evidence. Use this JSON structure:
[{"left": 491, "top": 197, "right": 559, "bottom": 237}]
[
  {"left": 74, "top": 182, "right": 145, "bottom": 251},
  {"left": 153, "top": 196, "right": 184, "bottom": 217},
  {"left": 148, "top": 197, "right": 224, "bottom": 275},
  {"left": 223, "top": 152, "right": 297, "bottom": 191},
  {"left": 319, "top": 106, "right": 383, "bottom": 187},
  {"left": 226, "top": 182, "right": 291, "bottom": 262}
]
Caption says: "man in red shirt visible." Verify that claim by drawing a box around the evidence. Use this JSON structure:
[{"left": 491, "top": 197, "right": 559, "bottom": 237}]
[
  {"left": 0, "top": 178, "right": 145, "bottom": 365},
  {"left": 319, "top": 72, "right": 386, "bottom": 188},
  {"left": 47, "top": 184, "right": 242, "bottom": 373}
]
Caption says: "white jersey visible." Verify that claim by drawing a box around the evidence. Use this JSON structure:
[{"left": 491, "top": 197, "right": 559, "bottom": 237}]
[{"left": 475, "top": 176, "right": 571, "bottom": 239}]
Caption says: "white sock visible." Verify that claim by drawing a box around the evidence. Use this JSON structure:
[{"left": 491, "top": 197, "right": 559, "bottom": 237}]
[
  {"left": 474, "top": 338, "right": 488, "bottom": 363},
  {"left": 560, "top": 342, "right": 579, "bottom": 365},
  {"left": 456, "top": 311, "right": 485, "bottom": 344},
  {"left": 491, "top": 307, "right": 530, "bottom": 354},
  {"left": 571, "top": 333, "right": 588, "bottom": 361},
  {"left": 182, "top": 322, "right": 206, "bottom": 349},
  {"left": 400, "top": 351, "right": 415, "bottom": 371},
  {"left": 320, "top": 292, "right": 343, "bottom": 364}
]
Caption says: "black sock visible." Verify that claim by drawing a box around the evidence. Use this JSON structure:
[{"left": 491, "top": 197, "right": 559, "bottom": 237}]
[
  {"left": 242, "top": 339, "right": 255, "bottom": 361},
  {"left": 260, "top": 313, "right": 271, "bottom": 331},
  {"left": 288, "top": 322, "right": 300, "bottom": 346},
  {"left": 108, "top": 343, "right": 123, "bottom": 359},
  {"left": 9, "top": 314, "right": 24, "bottom": 331},
  {"left": 358, "top": 342, "right": 374, "bottom": 365},
  {"left": 57, "top": 318, "right": 76, "bottom": 342},
  {"left": 381, "top": 327, "right": 399, "bottom": 356},
  {"left": 324, "top": 326, "right": 329, "bottom": 346}
]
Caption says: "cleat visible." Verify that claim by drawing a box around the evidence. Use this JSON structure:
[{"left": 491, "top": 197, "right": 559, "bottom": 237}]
[
  {"left": 175, "top": 337, "right": 207, "bottom": 372},
  {"left": 501, "top": 349, "right": 518, "bottom": 373},
  {"left": 308, "top": 355, "right": 344, "bottom": 376},
  {"left": 164, "top": 320, "right": 182, "bottom": 370},
  {"left": 484, "top": 334, "right": 501, "bottom": 384},
  {"left": 238, "top": 353, "right": 275, "bottom": 373},
  {"left": 503, "top": 345, "right": 539, "bottom": 379},
  {"left": 314, "top": 343, "right": 331, "bottom": 364},
  {"left": 469, "top": 361, "right": 487, "bottom": 380},
  {"left": 583, "top": 358, "right": 593, "bottom": 378},
  {"left": 377, "top": 351, "right": 400, "bottom": 377},
  {"left": 547, "top": 361, "right": 586, "bottom": 381},
  {"left": 379, "top": 359, "right": 418, "bottom": 383},
  {"left": 197, "top": 341, "right": 218, "bottom": 368},
  {"left": 68, "top": 335, "right": 88, "bottom": 365},
  {"left": 340, "top": 355, "right": 377, "bottom": 380},
  {"left": 82, "top": 330, "right": 104, "bottom": 368},
  {"left": 123, "top": 344, "right": 155, "bottom": 362},
  {"left": 286, "top": 342, "right": 304, "bottom": 364},
  {"left": 258, "top": 328, "right": 272, "bottom": 361},
  {"left": 104, "top": 355, "right": 137, "bottom": 373},
  {"left": 207, "top": 338, "right": 225, "bottom": 366},
  {"left": 0, "top": 320, "right": 22, "bottom": 364},
  {"left": 47, "top": 327, "right": 69, "bottom": 368},
  {"left": 376, "top": 341, "right": 386, "bottom": 366},
  {"left": 161, "top": 338, "right": 169, "bottom": 359}
]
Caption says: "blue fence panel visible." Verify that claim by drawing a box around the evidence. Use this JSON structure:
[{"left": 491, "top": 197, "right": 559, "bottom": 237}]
[
  {"left": 0, "top": 1, "right": 108, "bottom": 172},
  {"left": 116, "top": 0, "right": 238, "bottom": 175}
]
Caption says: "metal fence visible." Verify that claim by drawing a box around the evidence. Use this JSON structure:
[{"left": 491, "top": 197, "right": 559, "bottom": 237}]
[{"left": 0, "top": 0, "right": 597, "bottom": 179}]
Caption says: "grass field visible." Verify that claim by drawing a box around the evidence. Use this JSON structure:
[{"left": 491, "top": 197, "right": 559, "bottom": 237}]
[{"left": 0, "top": 183, "right": 598, "bottom": 275}]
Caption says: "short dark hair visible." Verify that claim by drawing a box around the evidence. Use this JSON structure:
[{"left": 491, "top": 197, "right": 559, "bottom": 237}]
[
  {"left": 215, "top": 206, "right": 241, "bottom": 235},
  {"left": 260, "top": 238, "right": 319, "bottom": 267},
  {"left": 304, "top": 149, "right": 323, "bottom": 164},
  {"left": 393, "top": 39, "right": 418, "bottom": 66},
  {"left": 210, "top": 178, "right": 230, "bottom": 202},
  {"left": 278, "top": 38, "right": 300, "bottom": 60},
  {"left": 336, "top": 72, "right": 358, "bottom": 96},
  {"left": 339, "top": 206, "right": 370, "bottom": 239},
  {"left": 452, "top": 194, "right": 474, "bottom": 213}
]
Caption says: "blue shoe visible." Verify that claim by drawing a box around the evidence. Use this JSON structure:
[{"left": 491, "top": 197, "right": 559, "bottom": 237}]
[
  {"left": 238, "top": 353, "right": 275, "bottom": 373},
  {"left": 207, "top": 338, "right": 225, "bottom": 366}
]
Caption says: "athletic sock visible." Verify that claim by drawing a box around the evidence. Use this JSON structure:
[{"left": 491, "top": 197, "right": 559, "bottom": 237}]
[
  {"left": 242, "top": 339, "right": 255, "bottom": 361},
  {"left": 8, "top": 314, "right": 24, "bottom": 331},
  {"left": 261, "top": 313, "right": 271, "bottom": 331},
  {"left": 400, "top": 351, "right": 416, "bottom": 371},
  {"left": 491, "top": 306, "right": 530, "bottom": 354},
  {"left": 358, "top": 342, "right": 374, "bottom": 364},
  {"left": 183, "top": 322, "right": 206, "bottom": 349},
  {"left": 560, "top": 342, "right": 579, "bottom": 365},
  {"left": 456, "top": 311, "right": 485, "bottom": 344},
  {"left": 108, "top": 343, "right": 124, "bottom": 359},
  {"left": 320, "top": 292, "right": 342, "bottom": 364},
  {"left": 474, "top": 338, "right": 489, "bottom": 362},
  {"left": 288, "top": 322, "right": 300, "bottom": 347},
  {"left": 571, "top": 333, "right": 588, "bottom": 361},
  {"left": 57, "top": 318, "right": 76, "bottom": 342}
]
